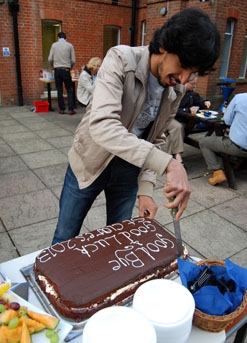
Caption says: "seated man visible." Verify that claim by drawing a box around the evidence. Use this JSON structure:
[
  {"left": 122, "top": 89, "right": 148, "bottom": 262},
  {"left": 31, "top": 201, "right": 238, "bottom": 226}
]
[
  {"left": 199, "top": 93, "right": 247, "bottom": 186},
  {"left": 166, "top": 75, "right": 212, "bottom": 167},
  {"left": 176, "top": 74, "right": 211, "bottom": 122}
]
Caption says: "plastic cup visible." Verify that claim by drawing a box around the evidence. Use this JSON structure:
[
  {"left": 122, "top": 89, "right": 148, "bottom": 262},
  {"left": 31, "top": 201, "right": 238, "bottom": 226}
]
[
  {"left": 132, "top": 279, "right": 195, "bottom": 343},
  {"left": 82, "top": 306, "right": 157, "bottom": 343}
]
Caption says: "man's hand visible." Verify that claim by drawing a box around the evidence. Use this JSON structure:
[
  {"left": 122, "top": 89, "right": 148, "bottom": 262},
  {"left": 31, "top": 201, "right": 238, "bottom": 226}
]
[
  {"left": 204, "top": 100, "right": 211, "bottom": 109},
  {"left": 138, "top": 195, "right": 158, "bottom": 219},
  {"left": 163, "top": 158, "right": 191, "bottom": 220}
]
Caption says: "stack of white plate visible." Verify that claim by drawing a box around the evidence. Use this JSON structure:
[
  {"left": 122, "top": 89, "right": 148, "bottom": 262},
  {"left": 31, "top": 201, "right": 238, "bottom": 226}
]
[
  {"left": 132, "top": 279, "right": 195, "bottom": 343},
  {"left": 82, "top": 306, "right": 157, "bottom": 343}
]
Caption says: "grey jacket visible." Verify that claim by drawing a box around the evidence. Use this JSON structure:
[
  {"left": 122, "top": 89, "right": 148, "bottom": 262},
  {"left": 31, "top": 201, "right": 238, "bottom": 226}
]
[
  {"left": 48, "top": 39, "right": 75, "bottom": 69},
  {"left": 69, "top": 45, "right": 185, "bottom": 197}
]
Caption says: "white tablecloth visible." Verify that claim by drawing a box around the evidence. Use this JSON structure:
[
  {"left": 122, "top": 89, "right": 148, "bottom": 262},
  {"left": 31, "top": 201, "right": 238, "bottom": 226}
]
[{"left": 0, "top": 251, "right": 226, "bottom": 343}]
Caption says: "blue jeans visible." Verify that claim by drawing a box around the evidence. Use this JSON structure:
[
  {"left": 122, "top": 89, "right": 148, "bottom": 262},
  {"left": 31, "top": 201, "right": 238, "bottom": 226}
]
[
  {"left": 54, "top": 68, "right": 74, "bottom": 111},
  {"left": 52, "top": 157, "right": 140, "bottom": 244}
]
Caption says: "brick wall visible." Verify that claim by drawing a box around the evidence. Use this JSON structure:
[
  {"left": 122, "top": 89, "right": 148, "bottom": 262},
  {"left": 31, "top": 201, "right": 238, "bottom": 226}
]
[
  {"left": 136, "top": 0, "right": 247, "bottom": 108},
  {"left": 0, "top": 0, "right": 246, "bottom": 107},
  {"left": 0, "top": 2, "right": 17, "bottom": 105},
  {"left": 0, "top": 0, "right": 132, "bottom": 105}
]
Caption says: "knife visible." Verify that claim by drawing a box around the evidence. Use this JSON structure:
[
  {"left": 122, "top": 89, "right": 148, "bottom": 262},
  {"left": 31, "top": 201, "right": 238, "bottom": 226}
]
[{"left": 169, "top": 197, "right": 183, "bottom": 256}]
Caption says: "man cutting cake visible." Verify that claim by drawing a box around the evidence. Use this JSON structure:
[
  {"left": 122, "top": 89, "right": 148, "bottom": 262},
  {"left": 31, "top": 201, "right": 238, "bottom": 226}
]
[{"left": 52, "top": 8, "right": 220, "bottom": 244}]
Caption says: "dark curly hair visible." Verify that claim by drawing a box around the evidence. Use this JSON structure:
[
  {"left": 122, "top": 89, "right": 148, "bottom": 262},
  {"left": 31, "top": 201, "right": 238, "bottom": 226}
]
[{"left": 149, "top": 8, "right": 221, "bottom": 76}]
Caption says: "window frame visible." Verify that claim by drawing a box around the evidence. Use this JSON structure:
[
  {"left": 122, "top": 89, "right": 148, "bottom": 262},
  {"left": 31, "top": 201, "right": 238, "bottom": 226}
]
[
  {"left": 239, "top": 32, "right": 247, "bottom": 79},
  {"left": 141, "top": 20, "right": 146, "bottom": 46},
  {"left": 219, "top": 18, "right": 235, "bottom": 78}
]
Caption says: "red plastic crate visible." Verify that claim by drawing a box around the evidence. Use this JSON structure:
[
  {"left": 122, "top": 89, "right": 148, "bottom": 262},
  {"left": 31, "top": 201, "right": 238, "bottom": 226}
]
[{"left": 34, "top": 100, "right": 49, "bottom": 112}]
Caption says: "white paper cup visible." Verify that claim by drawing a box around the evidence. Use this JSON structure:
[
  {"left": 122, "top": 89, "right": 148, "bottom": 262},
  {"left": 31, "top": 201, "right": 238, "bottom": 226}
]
[
  {"left": 82, "top": 306, "right": 157, "bottom": 343},
  {"left": 132, "top": 279, "right": 195, "bottom": 343}
]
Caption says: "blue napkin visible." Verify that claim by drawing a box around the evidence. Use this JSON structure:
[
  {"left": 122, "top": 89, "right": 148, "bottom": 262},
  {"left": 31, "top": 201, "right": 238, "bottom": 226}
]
[{"left": 178, "top": 258, "right": 247, "bottom": 316}]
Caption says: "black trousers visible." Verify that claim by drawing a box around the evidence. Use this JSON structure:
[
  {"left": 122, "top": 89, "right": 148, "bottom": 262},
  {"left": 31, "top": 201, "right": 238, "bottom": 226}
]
[{"left": 54, "top": 68, "right": 74, "bottom": 111}]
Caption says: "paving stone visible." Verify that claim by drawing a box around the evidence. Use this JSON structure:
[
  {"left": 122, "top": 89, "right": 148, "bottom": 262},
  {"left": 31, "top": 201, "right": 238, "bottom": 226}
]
[
  {"left": 212, "top": 197, "right": 247, "bottom": 231},
  {"left": 10, "top": 219, "right": 57, "bottom": 256},
  {"left": 82, "top": 205, "right": 107, "bottom": 232},
  {"left": 0, "top": 220, "right": 4, "bottom": 233},
  {"left": 0, "top": 141, "right": 15, "bottom": 157},
  {"left": 0, "top": 170, "right": 45, "bottom": 198},
  {"left": 189, "top": 177, "right": 237, "bottom": 207},
  {"left": 0, "top": 156, "right": 28, "bottom": 175},
  {"left": 0, "top": 232, "right": 19, "bottom": 263},
  {"left": 36, "top": 128, "right": 72, "bottom": 139},
  {"left": 33, "top": 163, "right": 67, "bottom": 188},
  {"left": 0, "top": 189, "right": 59, "bottom": 230},
  {"left": 59, "top": 146, "right": 71, "bottom": 156},
  {"left": 47, "top": 135, "right": 73, "bottom": 148},
  {"left": 0, "top": 113, "right": 10, "bottom": 120},
  {"left": 229, "top": 247, "right": 247, "bottom": 268},
  {"left": 0, "top": 119, "right": 20, "bottom": 127},
  {"left": 0, "top": 124, "right": 29, "bottom": 135},
  {"left": 16, "top": 116, "right": 59, "bottom": 131},
  {"left": 10, "top": 108, "right": 38, "bottom": 119},
  {"left": 167, "top": 210, "right": 247, "bottom": 260},
  {"left": 50, "top": 185, "right": 63, "bottom": 199},
  {"left": 20, "top": 149, "right": 68, "bottom": 169},
  {"left": 1, "top": 131, "right": 38, "bottom": 143},
  {"left": 7, "top": 137, "right": 53, "bottom": 154}
]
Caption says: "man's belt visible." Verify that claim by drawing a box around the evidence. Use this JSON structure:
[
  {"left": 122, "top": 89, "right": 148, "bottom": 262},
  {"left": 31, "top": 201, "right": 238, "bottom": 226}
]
[
  {"left": 55, "top": 67, "right": 70, "bottom": 71},
  {"left": 231, "top": 139, "right": 247, "bottom": 152}
]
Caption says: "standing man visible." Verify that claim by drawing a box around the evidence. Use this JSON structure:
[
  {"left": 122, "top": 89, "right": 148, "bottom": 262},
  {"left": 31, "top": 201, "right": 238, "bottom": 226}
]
[
  {"left": 48, "top": 32, "right": 76, "bottom": 115},
  {"left": 52, "top": 8, "right": 220, "bottom": 244}
]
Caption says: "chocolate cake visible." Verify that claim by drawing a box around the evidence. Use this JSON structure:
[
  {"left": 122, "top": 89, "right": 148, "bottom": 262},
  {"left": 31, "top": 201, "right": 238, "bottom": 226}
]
[{"left": 34, "top": 217, "right": 186, "bottom": 322}]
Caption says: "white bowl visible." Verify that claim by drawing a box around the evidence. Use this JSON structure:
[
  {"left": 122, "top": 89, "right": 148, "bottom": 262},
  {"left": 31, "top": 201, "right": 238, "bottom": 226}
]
[
  {"left": 82, "top": 306, "right": 157, "bottom": 343},
  {"left": 132, "top": 279, "right": 195, "bottom": 343}
]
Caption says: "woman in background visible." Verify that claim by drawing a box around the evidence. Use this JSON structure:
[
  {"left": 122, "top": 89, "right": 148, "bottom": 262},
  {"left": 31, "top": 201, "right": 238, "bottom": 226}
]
[{"left": 77, "top": 57, "right": 102, "bottom": 107}]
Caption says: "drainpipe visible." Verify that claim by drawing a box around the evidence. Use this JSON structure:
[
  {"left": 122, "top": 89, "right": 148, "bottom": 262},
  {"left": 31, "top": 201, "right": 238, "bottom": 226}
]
[
  {"left": 130, "top": 0, "right": 137, "bottom": 46},
  {"left": 8, "top": 0, "right": 23, "bottom": 106}
]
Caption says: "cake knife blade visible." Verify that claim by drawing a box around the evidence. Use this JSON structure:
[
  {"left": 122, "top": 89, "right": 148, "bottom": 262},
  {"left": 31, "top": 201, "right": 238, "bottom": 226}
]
[{"left": 170, "top": 198, "right": 183, "bottom": 256}]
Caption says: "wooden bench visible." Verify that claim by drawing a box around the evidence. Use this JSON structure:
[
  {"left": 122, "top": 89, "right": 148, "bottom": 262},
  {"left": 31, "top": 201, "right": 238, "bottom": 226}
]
[{"left": 220, "top": 154, "right": 247, "bottom": 190}]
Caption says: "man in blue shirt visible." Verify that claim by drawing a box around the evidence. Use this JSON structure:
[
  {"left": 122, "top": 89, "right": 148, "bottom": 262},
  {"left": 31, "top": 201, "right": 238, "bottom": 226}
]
[{"left": 199, "top": 93, "right": 247, "bottom": 185}]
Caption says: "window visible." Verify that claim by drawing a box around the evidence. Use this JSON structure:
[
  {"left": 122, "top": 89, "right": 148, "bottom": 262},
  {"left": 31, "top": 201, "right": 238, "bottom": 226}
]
[
  {"left": 41, "top": 20, "right": 61, "bottom": 94},
  {"left": 141, "top": 20, "right": 146, "bottom": 46},
  {"left": 103, "top": 26, "right": 120, "bottom": 57},
  {"left": 42, "top": 20, "right": 61, "bottom": 69},
  {"left": 219, "top": 18, "right": 235, "bottom": 78},
  {"left": 239, "top": 32, "right": 247, "bottom": 79}
]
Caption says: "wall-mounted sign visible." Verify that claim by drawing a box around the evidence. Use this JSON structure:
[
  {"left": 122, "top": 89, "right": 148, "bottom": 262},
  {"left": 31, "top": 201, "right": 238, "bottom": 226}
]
[{"left": 3, "top": 47, "right": 10, "bottom": 56}]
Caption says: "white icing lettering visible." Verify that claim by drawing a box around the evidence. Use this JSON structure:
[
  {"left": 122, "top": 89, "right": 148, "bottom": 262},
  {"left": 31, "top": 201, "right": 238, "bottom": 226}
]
[
  {"left": 38, "top": 217, "right": 176, "bottom": 268},
  {"left": 96, "top": 223, "right": 124, "bottom": 236},
  {"left": 109, "top": 246, "right": 144, "bottom": 270},
  {"left": 37, "top": 249, "right": 52, "bottom": 263},
  {"left": 136, "top": 246, "right": 156, "bottom": 261},
  {"left": 125, "top": 251, "right": 145, "bottom": 268},
  {"left": 118, "top": 231, "right": 143, "bottom": 246}
]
